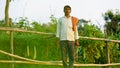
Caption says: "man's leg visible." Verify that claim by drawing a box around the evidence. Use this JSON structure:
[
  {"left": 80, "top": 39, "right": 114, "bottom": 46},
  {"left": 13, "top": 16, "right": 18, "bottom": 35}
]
[
  {"left": 60, "top": 41, "right": 68, "bottom": 68},
  {"left": 68, "top": 41, "right": 75, "bottom": 68}
]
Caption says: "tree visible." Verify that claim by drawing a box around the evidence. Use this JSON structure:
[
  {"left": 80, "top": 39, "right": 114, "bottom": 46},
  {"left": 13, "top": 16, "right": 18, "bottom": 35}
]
[
  {"left": 49, "top": 14, "right": 57, "bottom": 24},
  {"left": 103, "top": 10, "right": 120, "bottom": 36},
  {"left": 15, "top": 17, "right": 30, "bottom": 30}
]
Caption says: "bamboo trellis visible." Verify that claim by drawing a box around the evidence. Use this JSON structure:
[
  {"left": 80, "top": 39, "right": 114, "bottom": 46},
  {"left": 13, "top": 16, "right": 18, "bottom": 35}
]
[
  {"left": 0, "top": 27, "right": 120, "bottom": 43},
  {"left": 0, "top": 27, "right": 120, "bottom": 67},
  {"left": 0, "top": 49, "right": 120, "bottom": 66}
]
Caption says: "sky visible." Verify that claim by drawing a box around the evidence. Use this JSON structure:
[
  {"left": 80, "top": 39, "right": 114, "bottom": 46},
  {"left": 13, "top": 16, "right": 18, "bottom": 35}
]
[{"left": 0, "top": 0, "right": 120, "bottom": 28}]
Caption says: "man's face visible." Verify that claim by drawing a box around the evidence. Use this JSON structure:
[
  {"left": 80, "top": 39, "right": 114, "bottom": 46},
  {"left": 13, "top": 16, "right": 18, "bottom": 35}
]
[{"left": 64, "top": 7, "right": 71, "bottom": 15}]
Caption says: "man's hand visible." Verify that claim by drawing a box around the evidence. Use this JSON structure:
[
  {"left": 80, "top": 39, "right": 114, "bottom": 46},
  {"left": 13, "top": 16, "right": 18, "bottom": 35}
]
[{"left": 75, "top": 39, "right": 79, "bottom": 47}]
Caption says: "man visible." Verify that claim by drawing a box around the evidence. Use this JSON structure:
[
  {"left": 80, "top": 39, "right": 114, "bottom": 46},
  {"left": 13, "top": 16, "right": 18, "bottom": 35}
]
[{"left": 56, "top": 5, "right": 79, "bottom": 68}]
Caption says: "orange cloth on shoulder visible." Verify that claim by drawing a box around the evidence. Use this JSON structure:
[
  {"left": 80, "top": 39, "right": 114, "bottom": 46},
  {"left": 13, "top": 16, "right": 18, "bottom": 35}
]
[{"left": 72, "top": 16, "right": 78, "bottom": 31}]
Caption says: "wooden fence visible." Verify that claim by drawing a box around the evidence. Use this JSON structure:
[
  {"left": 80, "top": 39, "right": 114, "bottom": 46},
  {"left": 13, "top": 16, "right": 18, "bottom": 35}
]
[{"left": 0, "top": 27, "right": 120, "bottom": 68}]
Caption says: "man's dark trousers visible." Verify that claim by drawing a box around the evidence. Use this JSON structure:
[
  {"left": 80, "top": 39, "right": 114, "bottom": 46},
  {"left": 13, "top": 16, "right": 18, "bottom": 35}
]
[{"left": 60, "top": 40, "right": 75, "bottom": 68}]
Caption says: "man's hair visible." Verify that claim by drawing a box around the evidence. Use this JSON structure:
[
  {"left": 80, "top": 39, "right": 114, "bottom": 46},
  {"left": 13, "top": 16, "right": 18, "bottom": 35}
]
[{"left": 64, "top": 5, "right": 71, "bottom": 10}]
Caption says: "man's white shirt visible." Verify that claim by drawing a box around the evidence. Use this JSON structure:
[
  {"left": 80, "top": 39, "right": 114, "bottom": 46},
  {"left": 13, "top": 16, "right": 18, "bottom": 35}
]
[{"left": 56, "top": 16, "right": 79, "bottom": 41}]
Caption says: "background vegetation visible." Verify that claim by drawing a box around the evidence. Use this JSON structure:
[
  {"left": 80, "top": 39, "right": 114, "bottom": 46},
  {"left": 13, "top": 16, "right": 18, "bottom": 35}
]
[
  {"left": 0, "top": 0, "right": 120, "bottom": 67},
  {"left": 0, "top": 11, "right": 120, "bottom": 68}
]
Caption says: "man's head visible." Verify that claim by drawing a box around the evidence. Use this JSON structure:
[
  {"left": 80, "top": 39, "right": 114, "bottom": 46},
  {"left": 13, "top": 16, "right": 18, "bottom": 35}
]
[{"left": 64, "top": 5, "right": 71, "bottom": 16}]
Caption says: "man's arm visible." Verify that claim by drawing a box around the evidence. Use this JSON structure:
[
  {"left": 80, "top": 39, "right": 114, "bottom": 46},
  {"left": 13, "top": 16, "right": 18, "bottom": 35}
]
[
  {"left": 74, "top": 27, "right": 79, "bottom": 46},
  {"left": 56, "top": 19, "right": 60, "bottom": 38},
  {"left": 56, "top": 19, "right": 61, "bottom": 47}
]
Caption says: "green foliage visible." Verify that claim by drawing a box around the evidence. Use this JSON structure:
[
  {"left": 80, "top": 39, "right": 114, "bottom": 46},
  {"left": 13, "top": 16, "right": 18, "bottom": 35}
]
[
  {"left": 15, "top": 17, "right": 31, "bottom": 30},
  {"left": 103, "top": 9, "right": 120, "bottom": 64},
  {"left": 103, "top": 9, "right": 120, "bottom": 36},
  {"left": 78, "top": 24, "right": 105, "bottom": 63},
  {"left": 0, "top": 19, "right": 5, "bottom": 27},
  {"left": 0, "top": 16, "right": 61, "bottom": 68},
  {"left": 0, "top": 33, "right": 61, "bottom": 68}
]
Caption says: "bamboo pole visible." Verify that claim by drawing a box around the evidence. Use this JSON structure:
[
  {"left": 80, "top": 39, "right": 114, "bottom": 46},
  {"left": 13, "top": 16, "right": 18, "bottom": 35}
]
[
  {"left": 104, "top": 29, "right": 110, "bottom": 68},
  {"left": 0, "top": 60, "right": 62, "bottom": 66},
  {"left": 0, "top": 27, "right": 55, "bottom": 35},
  {"left": 0, "top": 49, "right": 62, "bottom": 63},
  {"left": 79, "top": 36, "right": 120, "bottom": 43},
  {"left": 9, "top": 18, "right": 14, "bottom": 68},
  {"left": 0, "top": 60, "right": 120, "bottom": 67},
  {"left": 5, "top": 0, "right": 10, "bottom": 26}
]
